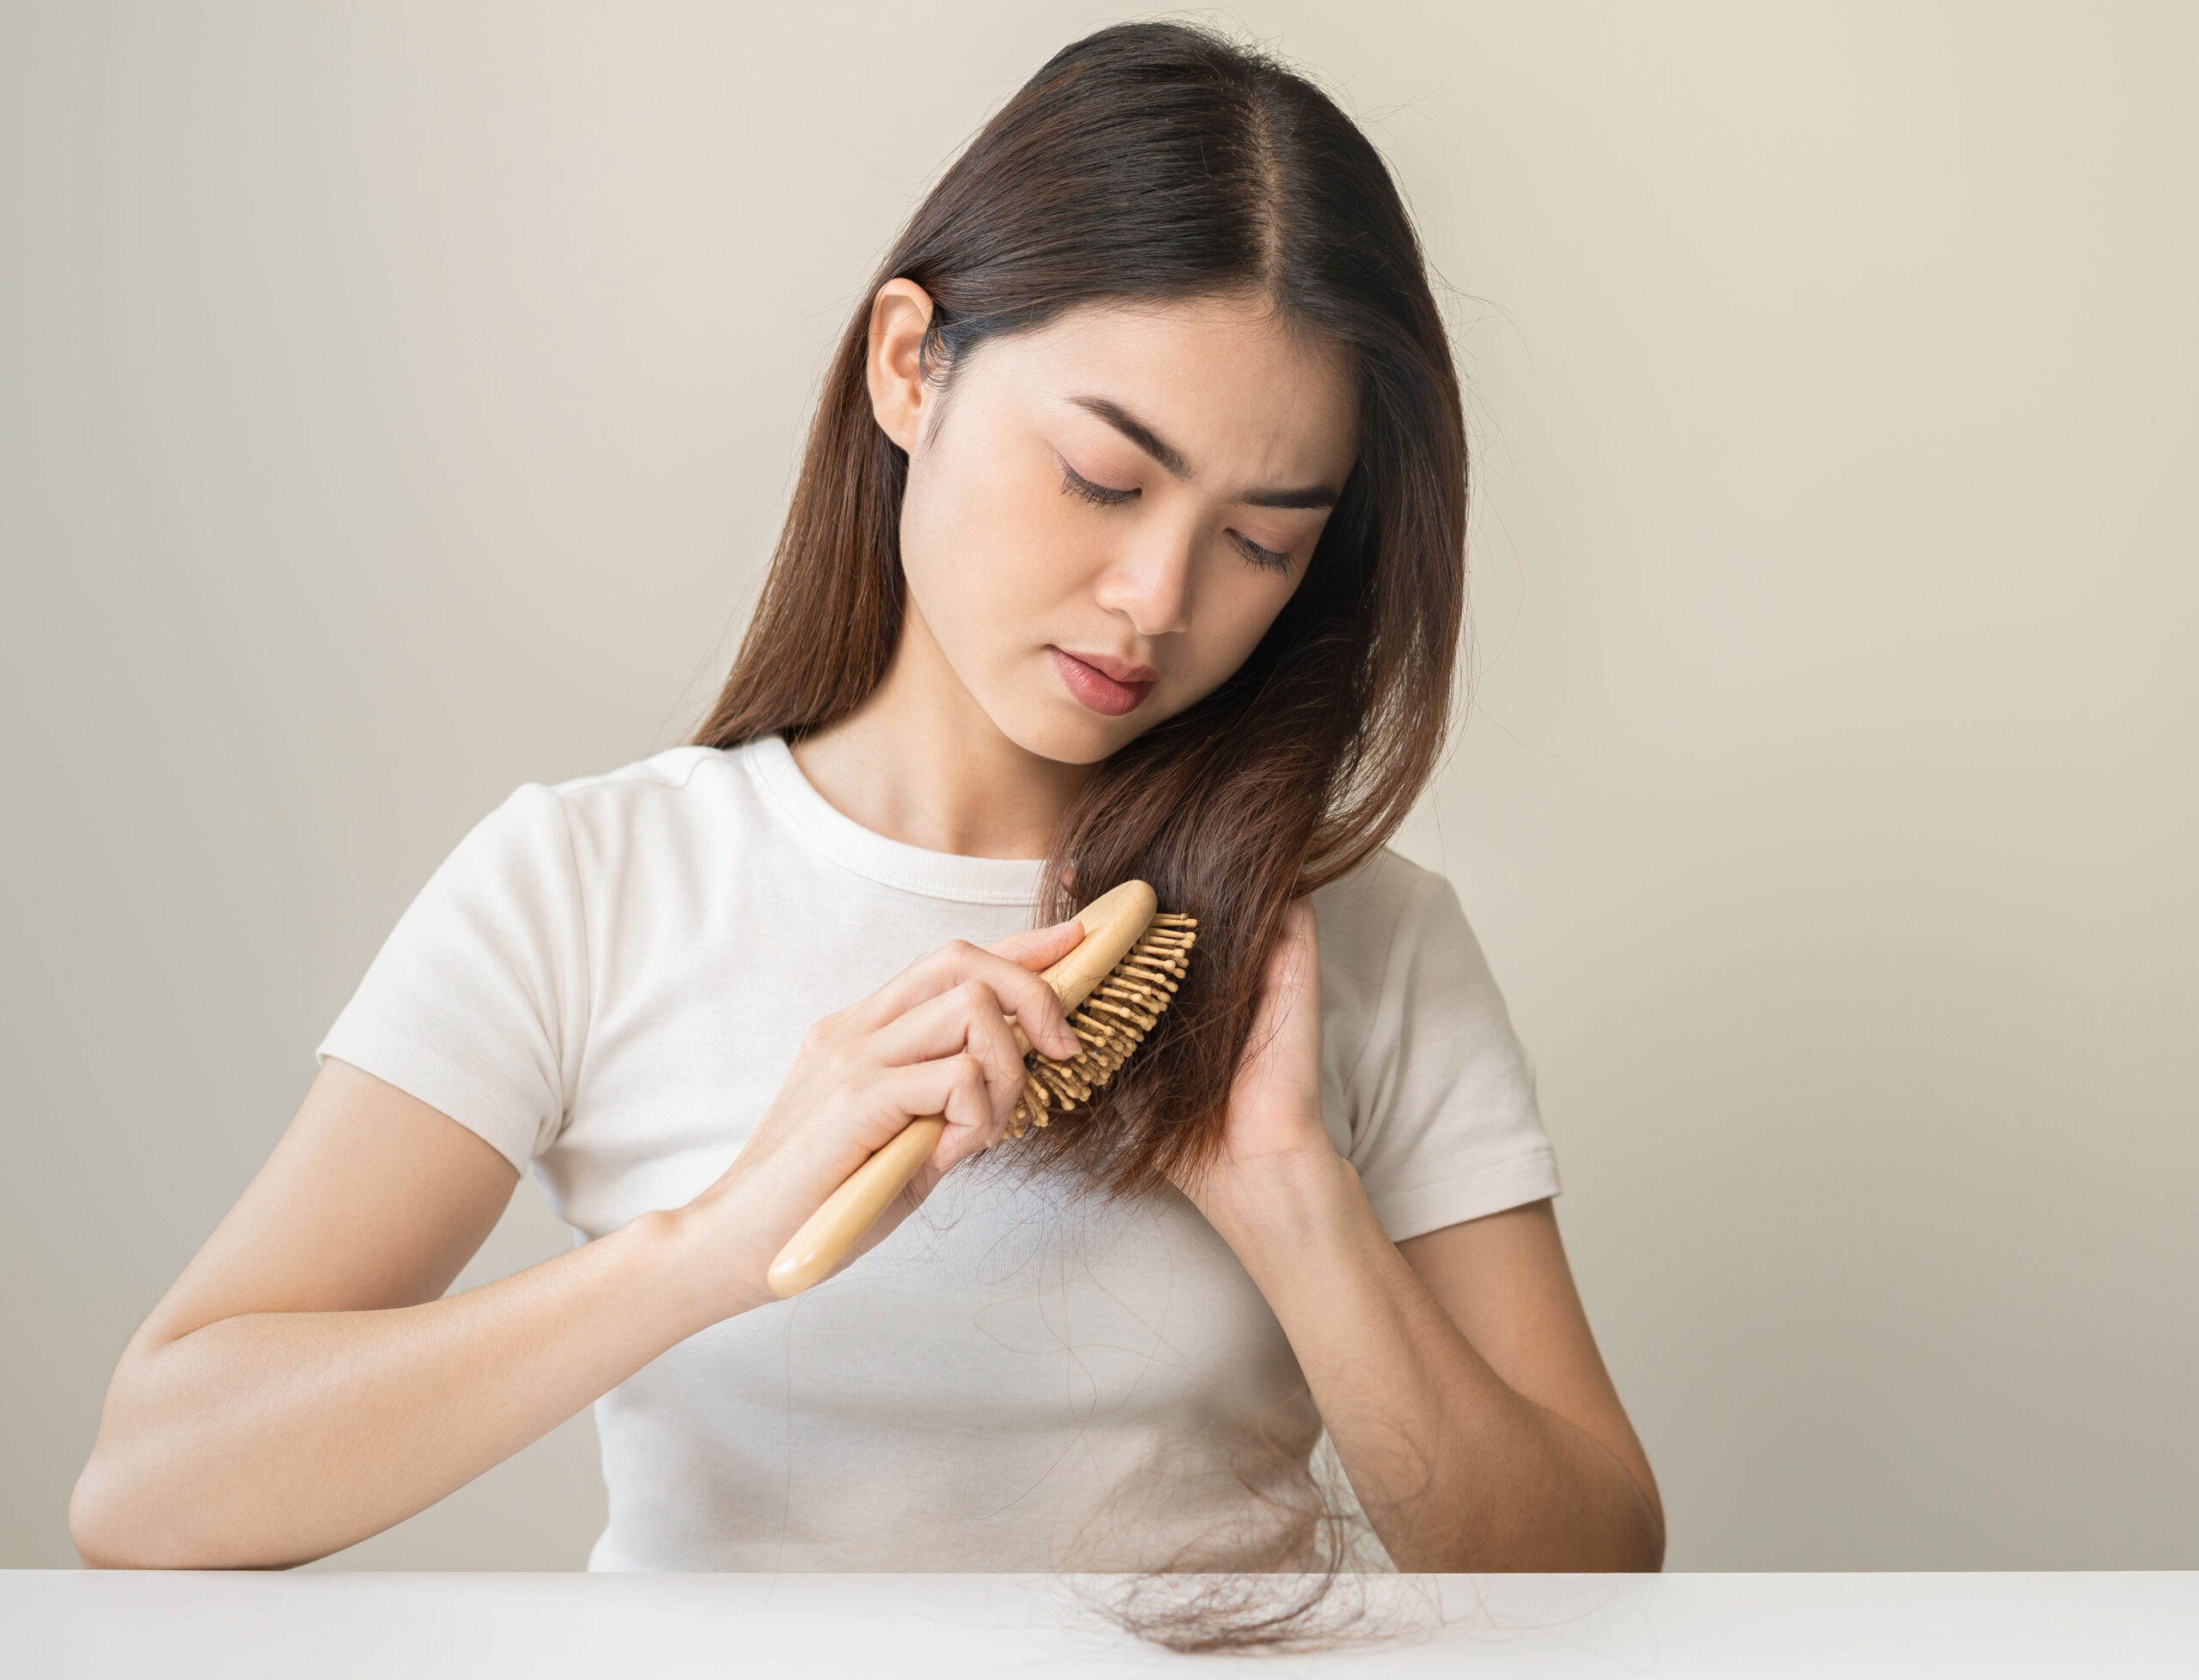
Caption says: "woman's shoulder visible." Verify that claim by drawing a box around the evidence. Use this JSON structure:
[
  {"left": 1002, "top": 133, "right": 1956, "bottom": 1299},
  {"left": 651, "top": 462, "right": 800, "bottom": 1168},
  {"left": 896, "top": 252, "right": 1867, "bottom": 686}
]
[
  {"left": 546, "top": 740, "right": 746, "bottom": 811},
  {"left": 1308, "top": 846, "right": 1474, "bottom": 977},
  {"left": 534, "top": 740, "right": 773, "bottom": 859},
  {"left": 419, "top": 742, "right": 783, "bottom": 918},
  {"left": 1308, "top": 852, "right": 1553, "bottom": 1237},
  {"left": 1310, "top": 847, "right": 1510, "bottom": 1054}
]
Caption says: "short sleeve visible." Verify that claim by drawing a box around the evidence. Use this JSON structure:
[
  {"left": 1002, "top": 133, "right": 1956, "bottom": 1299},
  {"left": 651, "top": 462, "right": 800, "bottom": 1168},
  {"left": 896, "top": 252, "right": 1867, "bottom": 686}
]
[
  {"left": 317, "top": 782, "right": 590, "bottom": 1172},
  {"left": 1320, "top": 860, "right": 1560, "bottom": 1243}
]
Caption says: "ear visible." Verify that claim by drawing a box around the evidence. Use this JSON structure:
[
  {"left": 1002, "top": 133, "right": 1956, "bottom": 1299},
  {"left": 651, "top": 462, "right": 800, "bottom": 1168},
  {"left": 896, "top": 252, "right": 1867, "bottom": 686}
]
[{"left": 866, "top": 277, "right": 936, "bottom": 454}]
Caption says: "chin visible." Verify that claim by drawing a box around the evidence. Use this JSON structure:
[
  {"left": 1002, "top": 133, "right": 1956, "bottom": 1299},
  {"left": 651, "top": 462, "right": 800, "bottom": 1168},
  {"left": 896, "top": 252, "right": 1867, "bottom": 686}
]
[{"left": 992, "top": 694, "right": 1147, "bottom": 768}]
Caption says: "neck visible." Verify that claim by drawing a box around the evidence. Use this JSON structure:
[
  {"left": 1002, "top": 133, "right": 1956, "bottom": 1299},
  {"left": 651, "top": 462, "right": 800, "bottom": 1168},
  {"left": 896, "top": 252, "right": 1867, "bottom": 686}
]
[{"left": 789, "top": 604, "right": 1089, "bottom": 860}]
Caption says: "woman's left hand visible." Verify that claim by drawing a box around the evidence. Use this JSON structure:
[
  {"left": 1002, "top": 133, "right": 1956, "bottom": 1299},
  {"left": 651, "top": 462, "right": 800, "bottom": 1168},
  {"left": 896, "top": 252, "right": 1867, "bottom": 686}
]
[{"left": 1171, "top": 898, "right": 1342, "bottom": 1226}]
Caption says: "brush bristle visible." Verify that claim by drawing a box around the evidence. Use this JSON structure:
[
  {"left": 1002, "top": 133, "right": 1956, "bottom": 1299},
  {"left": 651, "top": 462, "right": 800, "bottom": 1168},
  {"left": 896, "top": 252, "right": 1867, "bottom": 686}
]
[{"left": 1009, "top": 912, "right": 1197, "bottom": 1139}]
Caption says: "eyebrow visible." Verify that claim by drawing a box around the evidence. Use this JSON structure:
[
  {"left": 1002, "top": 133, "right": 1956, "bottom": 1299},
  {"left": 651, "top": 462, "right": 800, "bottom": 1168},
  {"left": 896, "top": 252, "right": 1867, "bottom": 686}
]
[{"left": 1066, "top": 393, "right": 1341, "bottom": 511}]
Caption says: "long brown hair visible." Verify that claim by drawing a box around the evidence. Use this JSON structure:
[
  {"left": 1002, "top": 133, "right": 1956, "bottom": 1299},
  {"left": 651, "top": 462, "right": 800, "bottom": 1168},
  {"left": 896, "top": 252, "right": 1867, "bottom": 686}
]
[{"left": 695, "top": 21, "right": 1465, "bottom": 1202}]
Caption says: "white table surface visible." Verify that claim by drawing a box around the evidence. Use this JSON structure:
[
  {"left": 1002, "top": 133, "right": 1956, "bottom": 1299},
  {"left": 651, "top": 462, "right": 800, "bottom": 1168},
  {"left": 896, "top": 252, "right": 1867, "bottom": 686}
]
[{"left": 8, "top": 1570, "right": 2196, "bottom": 1677}]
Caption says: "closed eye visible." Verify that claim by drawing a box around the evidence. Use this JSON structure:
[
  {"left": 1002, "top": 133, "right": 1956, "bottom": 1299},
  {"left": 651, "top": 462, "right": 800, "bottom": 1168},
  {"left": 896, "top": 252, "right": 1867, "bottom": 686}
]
[
  {"left": 1059, "top": 459, "right": 1138, "bottom": 508},
  {"left": 1232, "top": 532, "right": 1292, "bottom": 574}
]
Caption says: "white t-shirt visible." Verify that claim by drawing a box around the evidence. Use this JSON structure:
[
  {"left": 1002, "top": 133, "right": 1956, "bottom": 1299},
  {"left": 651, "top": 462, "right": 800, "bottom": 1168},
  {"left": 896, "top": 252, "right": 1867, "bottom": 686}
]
[{"left": 318, "top": 735, "right": 1559, "bottom": 1571}]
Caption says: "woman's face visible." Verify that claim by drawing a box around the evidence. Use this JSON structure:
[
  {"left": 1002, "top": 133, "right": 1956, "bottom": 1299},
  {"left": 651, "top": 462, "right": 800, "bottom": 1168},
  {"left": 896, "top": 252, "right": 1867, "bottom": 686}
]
[{"left": 876, "top": 288, "right": 1361, "bottom": 766}]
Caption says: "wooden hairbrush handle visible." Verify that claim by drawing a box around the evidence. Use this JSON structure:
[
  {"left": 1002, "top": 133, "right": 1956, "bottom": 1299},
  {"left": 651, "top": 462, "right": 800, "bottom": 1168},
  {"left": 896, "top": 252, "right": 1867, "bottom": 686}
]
[{"left": 764, "top": 881, "right": 1160, "bottom": 1299}]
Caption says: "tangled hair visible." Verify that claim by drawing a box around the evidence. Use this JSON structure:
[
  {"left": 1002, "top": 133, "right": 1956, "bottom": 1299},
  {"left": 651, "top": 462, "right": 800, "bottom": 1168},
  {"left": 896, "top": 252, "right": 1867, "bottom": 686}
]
[{"left": 696, "top": 20, "right": 1467, "bottom": 1202}]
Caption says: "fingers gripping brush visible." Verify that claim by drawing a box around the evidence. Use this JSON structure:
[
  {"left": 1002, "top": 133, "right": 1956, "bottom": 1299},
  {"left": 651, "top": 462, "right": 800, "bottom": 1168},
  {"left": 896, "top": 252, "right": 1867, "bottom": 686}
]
[{"left": 765, "top": 880, "right": 1197, "bottom": 1298}]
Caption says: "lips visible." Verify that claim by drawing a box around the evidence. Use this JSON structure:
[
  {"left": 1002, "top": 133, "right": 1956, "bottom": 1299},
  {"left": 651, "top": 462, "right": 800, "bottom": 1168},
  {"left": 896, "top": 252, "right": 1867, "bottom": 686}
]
[{"left": 1050, "top": 647, "right": 1157, "bottom": 716}]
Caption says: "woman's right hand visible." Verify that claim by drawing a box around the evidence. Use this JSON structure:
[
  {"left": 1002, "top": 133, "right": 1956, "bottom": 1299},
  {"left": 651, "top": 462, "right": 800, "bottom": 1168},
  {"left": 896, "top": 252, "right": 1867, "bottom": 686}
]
[{"left": 673, "top": 919, "right": 1087, "bottom": 1317}]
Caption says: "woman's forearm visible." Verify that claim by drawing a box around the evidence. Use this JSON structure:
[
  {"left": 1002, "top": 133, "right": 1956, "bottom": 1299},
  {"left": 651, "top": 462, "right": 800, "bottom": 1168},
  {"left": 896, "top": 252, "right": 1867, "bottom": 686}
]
[
  {"left": 1209, "top": 1155, "right": 1663, "bottom": 1572},
  {"left": 71, "top": 1208, "right": 723, "bottom": 1569}
]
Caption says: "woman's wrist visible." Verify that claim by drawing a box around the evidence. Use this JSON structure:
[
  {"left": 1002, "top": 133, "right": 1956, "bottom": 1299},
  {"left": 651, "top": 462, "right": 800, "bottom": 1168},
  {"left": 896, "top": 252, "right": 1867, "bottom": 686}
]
[
  {"left": 1194, "top": 1140, "right": 1368, "bottom": 1276},
  {"left": 624, "top": 1198, "right": 775, "bottom": 1336}
]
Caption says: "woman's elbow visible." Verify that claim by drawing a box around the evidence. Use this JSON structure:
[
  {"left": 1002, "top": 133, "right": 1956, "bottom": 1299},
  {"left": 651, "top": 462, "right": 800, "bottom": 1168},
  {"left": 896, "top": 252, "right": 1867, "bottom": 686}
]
[
  {"left": 71, "top": 1355, "right": 182, "bottom": 1568},
  {"left": 70, "top": 1446, "right": 154, "bottom": 1568},
  {"left": 1622, "top": 1469, "right": 1667, "bottom": 1572},
  {"left": 72, "top": 1429, "right": 327, "bottom": 1572},
  {"left": 70, "top": 1400, "right": 233, "bottom": 1571}
]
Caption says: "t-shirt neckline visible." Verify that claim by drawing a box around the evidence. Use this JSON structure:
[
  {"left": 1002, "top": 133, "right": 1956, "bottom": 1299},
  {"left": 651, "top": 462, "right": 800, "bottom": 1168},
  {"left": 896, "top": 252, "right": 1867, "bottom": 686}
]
[{"left": 740, "top": 733, "right": 1046, "bottom": 907}]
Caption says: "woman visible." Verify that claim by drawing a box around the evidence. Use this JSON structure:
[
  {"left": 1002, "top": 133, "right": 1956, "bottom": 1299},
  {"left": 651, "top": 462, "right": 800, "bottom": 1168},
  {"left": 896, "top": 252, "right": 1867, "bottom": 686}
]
[{"left": 72, "top": 22, "right": 1662, "bottom": 1591}]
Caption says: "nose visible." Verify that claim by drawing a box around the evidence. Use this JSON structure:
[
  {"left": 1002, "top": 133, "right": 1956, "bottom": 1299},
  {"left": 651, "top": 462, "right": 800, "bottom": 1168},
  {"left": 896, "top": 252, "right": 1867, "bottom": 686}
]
[{"left": 1092, "top": 523, "right": 1196, "bottom": 639}]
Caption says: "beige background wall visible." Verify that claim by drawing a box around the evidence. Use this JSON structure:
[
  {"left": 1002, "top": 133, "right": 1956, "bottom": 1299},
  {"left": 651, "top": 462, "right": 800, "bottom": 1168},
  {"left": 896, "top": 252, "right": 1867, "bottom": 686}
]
[{"left": 3, "top": 1, "right": 2192, "bottom": 1571}]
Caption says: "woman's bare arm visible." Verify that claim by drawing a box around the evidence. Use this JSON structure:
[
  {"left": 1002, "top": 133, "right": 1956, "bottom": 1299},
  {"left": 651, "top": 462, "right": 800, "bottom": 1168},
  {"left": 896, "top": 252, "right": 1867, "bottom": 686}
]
[
  {"left": 72, "top": 923, "right": 1084, "bottom": 1569},
  {"left": 1184, "top": 903, "right": 1663, "bottom": 1572},
  {"left": 69, "top": 1059, "right": 716, "bottom": 1567},
  {"left": 1397, "top": 1199, "right": 1662, "bottom": 1561},
  {"left": 1223, "top": 1179, "right": 1664, "bottom": 1571}
]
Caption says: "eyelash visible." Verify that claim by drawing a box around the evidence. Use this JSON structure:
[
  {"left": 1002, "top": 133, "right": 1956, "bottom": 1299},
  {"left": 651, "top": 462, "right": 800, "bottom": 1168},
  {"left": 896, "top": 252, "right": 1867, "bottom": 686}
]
[
  {"left": 1059, "top": 461, "right": 1137, "bottom": 508},
  {"left": 1233, "top": 533, "right": 1292, "bottom": 574},
  {"left": 1058, "top": 461, "right": 1294, "bottom": 575}
]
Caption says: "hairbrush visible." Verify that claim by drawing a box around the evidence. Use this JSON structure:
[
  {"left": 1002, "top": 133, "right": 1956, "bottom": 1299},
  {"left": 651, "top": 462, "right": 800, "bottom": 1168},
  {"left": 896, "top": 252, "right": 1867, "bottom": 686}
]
[{"left": 764, "top": 880, "right": 1197, "bottom": 1298}]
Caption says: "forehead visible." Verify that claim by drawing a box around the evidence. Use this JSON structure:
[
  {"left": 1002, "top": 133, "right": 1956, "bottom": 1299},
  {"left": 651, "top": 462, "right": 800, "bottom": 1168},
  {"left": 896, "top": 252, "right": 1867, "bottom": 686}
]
[{"left": 966, "top": 293, "right": 1360, "bottom": 483}]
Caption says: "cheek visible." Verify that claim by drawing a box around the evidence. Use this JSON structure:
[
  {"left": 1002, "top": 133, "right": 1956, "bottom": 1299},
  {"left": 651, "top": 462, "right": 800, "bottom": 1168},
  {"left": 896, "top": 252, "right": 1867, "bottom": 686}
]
[
  {"left": 898, "top": 446, "right": 1094, "bottom": 661},
  {"left": 893, "top": 469, "right": 960, "bottom": 610},
  {"left": 1181, "top": 568, "right": 1299, "bottom": 689}
]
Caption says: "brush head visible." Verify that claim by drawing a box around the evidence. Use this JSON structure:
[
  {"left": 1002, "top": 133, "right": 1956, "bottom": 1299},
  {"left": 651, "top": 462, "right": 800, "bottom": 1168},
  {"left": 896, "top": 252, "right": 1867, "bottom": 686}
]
[{"left": 1012, "top": 910, "right": 1197, "bottom": 1138}]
